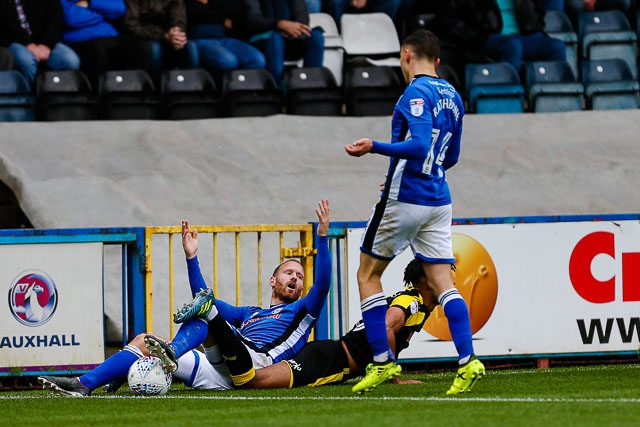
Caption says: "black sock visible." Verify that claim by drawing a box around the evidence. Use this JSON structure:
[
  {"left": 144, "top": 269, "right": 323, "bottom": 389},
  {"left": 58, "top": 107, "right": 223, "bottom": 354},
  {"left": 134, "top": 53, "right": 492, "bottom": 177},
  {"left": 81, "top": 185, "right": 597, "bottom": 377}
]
[{"left": 208, "top": 315, "right": 255, "bottom": 386}]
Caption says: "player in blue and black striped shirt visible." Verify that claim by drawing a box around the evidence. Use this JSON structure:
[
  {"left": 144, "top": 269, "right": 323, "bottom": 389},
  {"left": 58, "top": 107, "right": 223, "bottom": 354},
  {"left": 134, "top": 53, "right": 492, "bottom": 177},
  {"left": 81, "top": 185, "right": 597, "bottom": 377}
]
[
  {"left": 145, "top": 198, "right": 332, "bottom": 389},
  {"left": 345, "top": 29, "right": 484, "bottom": 395}
]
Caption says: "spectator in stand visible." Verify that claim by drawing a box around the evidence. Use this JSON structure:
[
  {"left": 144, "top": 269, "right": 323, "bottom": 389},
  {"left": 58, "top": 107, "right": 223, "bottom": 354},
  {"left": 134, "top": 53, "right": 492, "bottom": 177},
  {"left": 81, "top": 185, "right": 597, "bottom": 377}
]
[
  {"left": 242, "top": 0, "right": 324, "bottom": 87},
  {"left": 432, "top": 0, "right": 566, "bottom": 88},
  {"left": 60, "top": 0, "right": 153, "bottom": 89},
  {"left": 185, "top": 0, "right": 265, "bottom": 83},
  {"left": 564, "top": 0, "right": 632, "bottom": 30},
  {"left": 121, "top": 0, "right": 199, "bottom": 85},
  {"left": 0, "top": 48, "right": 15, "bottom": 70},
  {"left": 0, "top": 0, "right": 80, "bottom": 89}
]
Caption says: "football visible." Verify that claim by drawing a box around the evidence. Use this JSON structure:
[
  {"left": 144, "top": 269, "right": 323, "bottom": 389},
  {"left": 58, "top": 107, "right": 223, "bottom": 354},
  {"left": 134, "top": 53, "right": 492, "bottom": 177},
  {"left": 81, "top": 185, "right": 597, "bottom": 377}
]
[{"left": 127, "top": 356, "right": 172, "bottom": 396}]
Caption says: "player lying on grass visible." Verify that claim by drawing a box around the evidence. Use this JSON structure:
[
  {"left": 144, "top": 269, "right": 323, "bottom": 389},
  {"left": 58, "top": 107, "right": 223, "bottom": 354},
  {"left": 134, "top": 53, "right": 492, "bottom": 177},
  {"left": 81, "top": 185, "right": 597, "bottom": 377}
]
[
  {"left": 233, "top": 258, "right": 439, "bottom": 389},
  {"left": 38, "top": 199, "right": 331, "bottom": 396},
  {"left": 147, "top": 258, "right": 440, "bottom": 390},
  {"left": 38, "top": 258, "right": 443, "bottom": 395}
]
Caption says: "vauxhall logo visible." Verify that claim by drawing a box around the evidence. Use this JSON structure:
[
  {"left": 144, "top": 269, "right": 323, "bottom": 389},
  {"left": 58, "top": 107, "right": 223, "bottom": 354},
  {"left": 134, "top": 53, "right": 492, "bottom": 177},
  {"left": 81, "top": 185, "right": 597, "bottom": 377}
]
[{"left": 569, "top": 231, "right": 640, "bottom": 345}]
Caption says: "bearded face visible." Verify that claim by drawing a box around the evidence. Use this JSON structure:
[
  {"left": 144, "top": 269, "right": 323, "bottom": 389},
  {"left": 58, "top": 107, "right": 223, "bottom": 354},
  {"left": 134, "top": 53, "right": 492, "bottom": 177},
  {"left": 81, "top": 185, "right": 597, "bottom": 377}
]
[{"left": 270, "top": 260, "right": 304, "bottom": 304}]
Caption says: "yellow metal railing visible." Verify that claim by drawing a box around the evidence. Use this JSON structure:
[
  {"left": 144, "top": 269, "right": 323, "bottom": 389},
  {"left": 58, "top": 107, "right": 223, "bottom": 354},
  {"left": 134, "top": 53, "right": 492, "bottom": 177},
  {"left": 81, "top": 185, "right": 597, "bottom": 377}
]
[{"left": 144, "top": 224, "right": 315, "bottom": 336}]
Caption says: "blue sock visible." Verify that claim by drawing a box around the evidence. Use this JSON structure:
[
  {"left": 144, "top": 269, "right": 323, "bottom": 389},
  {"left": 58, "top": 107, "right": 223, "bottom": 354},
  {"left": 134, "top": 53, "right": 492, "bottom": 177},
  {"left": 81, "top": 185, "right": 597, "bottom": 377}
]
[
  {"left": 439, "top": 288, "right": 474, "bottom": 362},
  {"left": 361, "top": 292, "right": 392, "bottom": 363},
  {"left": 79, "top": 344, "right": 141, "bottom": 390},
  {"left": 170, "top": 318, "right": 209, "bottom": 358}
]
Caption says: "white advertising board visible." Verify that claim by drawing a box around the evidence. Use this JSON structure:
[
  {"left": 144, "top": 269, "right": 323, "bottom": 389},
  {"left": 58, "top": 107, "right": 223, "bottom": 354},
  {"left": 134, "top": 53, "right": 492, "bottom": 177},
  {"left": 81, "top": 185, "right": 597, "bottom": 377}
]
[
  {"left": 346, "top": 220, "right": 640, "bottom": 361},
  {"left": 0, "top": 242, "right": 104, "bottom": 374}
]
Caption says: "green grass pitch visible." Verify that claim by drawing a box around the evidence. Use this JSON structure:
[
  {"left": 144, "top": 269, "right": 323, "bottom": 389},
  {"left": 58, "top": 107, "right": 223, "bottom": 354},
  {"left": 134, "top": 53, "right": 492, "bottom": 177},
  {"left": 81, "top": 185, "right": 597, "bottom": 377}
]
[{"left": 2, "top": 363, "right": 640, "bottom": 426}]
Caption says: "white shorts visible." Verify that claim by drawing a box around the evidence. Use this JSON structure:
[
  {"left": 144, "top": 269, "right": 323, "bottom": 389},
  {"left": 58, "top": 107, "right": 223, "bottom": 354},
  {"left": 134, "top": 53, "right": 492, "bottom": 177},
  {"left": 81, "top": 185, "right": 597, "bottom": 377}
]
[
  {"left": 173, "top": 345, "right": 273, "bottom": 391},
  {"left": 360, "top": 199, "right": 455, "bottom": 263}
]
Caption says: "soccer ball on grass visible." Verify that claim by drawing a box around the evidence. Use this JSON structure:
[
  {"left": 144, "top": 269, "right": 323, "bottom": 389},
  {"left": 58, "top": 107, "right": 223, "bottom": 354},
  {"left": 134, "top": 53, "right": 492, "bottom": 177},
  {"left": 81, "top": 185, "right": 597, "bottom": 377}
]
[{"left": 128, "top": 356, "right": 172, "bottom": 396}]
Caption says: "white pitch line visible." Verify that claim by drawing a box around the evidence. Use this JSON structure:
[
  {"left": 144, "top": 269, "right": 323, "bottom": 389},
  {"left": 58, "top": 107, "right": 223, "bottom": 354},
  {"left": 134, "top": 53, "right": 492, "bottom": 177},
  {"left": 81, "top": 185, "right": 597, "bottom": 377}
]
[{"left": 3, "top": 395, "right": 640, "bottom": 403}]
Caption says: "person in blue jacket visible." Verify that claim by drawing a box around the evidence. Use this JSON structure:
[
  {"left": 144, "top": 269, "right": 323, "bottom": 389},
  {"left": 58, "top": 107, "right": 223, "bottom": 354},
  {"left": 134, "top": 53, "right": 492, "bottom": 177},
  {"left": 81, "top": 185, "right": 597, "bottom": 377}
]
[{"left": 60, "top": 0, "right": 152, "bottom": 88}]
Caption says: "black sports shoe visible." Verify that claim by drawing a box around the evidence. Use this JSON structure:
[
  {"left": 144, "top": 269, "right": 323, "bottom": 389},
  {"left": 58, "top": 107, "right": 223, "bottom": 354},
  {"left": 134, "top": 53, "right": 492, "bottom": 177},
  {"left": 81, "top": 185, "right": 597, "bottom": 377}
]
[
  {"left": 144, "top": 334, "right": 178, "bottom": 372},
  {"left": 38, "top": 375, "right": 91, "bottom": 397}
]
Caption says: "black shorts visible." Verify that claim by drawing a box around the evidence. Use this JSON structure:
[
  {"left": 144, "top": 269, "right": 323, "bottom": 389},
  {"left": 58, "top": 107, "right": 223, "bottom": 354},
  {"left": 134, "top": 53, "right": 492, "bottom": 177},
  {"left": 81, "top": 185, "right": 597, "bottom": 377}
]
[{"left": 284, "top": 339, "right": 351, "bottom": 387}]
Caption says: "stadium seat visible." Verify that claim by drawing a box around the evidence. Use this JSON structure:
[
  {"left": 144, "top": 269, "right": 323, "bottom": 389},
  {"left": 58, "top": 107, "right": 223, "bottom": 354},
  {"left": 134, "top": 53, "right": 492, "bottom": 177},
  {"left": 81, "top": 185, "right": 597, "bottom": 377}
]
[
  {"left": 399, "top": 13, "right": 436, "bottom": 40},
  {"left": 99, "top": 69, "right": 159, "bottom": 120},
  {"left": 284, "top": 66, "right": 343, "bottom": 116},
  {"left": 525, "top": 61, "right": 584, "bottom": 112},
  {"left": 581, "top": 58, "right": 639, "bottom": 110},
  {"left": 578, "top": 10, "right": 637, "bottom": 79},
  {"left": 341, "top": 13, "right": 401, "bottom": 68},
  {"left": 545, "top": 10, "right": 579, "bottom": 79},
  {"left": 161, "top": 69, "right": 221, "bottom": 120},
  {"left": 222, "top": 68, "right": 284, "bottom": 117},
  {"left": 35, "top": 70, "right": 97, "bottom": 121},
  {"left": 0, "top": 70, "right": 35, "bottom": 122},
  {"left": 465, "top": 62, "right": 525, "bottom": 114},
  {"left": 344, "top": 66, "right": 403, "bottom": 116},
  {"left": 309, "top": 12, "right": 344, "bottom": 86}
]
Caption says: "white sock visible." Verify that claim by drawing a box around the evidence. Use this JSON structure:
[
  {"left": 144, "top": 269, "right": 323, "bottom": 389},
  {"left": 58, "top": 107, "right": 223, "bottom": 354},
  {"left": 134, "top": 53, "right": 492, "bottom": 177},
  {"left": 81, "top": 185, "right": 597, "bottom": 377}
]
[{"left": 205, "top": 305, "right": 218, "bottom": 322}]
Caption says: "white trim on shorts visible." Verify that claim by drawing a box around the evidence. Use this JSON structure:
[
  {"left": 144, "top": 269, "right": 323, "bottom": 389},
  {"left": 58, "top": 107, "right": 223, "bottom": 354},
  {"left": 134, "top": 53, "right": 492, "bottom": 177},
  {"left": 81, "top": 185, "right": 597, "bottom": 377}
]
[{"left": 173, "top": 345, "right": 273, "bottom": 391}]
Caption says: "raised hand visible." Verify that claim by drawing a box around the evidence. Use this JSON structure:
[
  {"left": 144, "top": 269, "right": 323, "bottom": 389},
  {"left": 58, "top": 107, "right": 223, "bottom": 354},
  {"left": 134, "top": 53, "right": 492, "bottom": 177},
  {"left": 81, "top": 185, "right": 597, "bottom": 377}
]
[
  {"left": 181, "top": 219, "right": 199, "bottom": 259},
  {"left": 315, "top": 199, "right": 330, "bottom": 237}
]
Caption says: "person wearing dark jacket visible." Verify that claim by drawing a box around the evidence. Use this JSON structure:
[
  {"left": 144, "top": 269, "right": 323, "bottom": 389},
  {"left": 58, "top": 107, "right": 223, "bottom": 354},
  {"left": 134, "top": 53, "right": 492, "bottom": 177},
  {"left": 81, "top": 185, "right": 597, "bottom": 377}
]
[
  {"left": 433, "top": 0, "right": 566, "bottom": 86},
  {"left": 121, "top": 0, "right": 199, "bottom": 84},
  {"left": 0, "top": 0, "right": 80, "bottom": 87},
  {"left": 241, "top": 0, "right": 324, "bottom": 85}
]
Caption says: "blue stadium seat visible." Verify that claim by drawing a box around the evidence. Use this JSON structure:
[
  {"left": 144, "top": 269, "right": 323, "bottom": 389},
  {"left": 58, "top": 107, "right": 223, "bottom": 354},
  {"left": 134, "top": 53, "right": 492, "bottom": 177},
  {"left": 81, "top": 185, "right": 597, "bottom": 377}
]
[
  {"left": 525, "top": 61, "right": 584, "bottom": 112},
  {"left": 0, "top": 70, "right": 35, "bottom": 122},
  {"left": 581, "top": 58, "right": 639, "bottom": 110},
  {"left": 161, "top": 69, "right": 221, "bottom": 120},
  {"left": 99, "top": 69, "right": 159, "bottom": 120},
  {"left": 545, "top": 10, "right": 579, "bottom": 79},
  {"left": 465, "top": 62, "right": 525, "bottom": 114},
  {"left": 284, "top": 66, "right": 343, "bottom": 116},
  {"left": 578, "top": 10, "right": 637, "bottom": 79},
  {"left": 344, "top": 65, "right": 403, "bottom": 116},
  {"left": 222, "top": 68, "right": 284, "bottom": 117},
  {"left": 36, "top": 69, "right": 98, "bottom": 121}
]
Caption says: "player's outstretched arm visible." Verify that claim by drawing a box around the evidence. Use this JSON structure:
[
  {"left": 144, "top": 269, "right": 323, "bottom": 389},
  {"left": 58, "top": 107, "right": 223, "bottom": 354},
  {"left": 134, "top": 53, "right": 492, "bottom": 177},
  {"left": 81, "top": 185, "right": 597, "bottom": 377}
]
[
  {"left": 305, "top": 199, "right": 332, "bottom": 316},
  {"left": 182, "top": 219, "right": 208, "bottom": 295}
]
